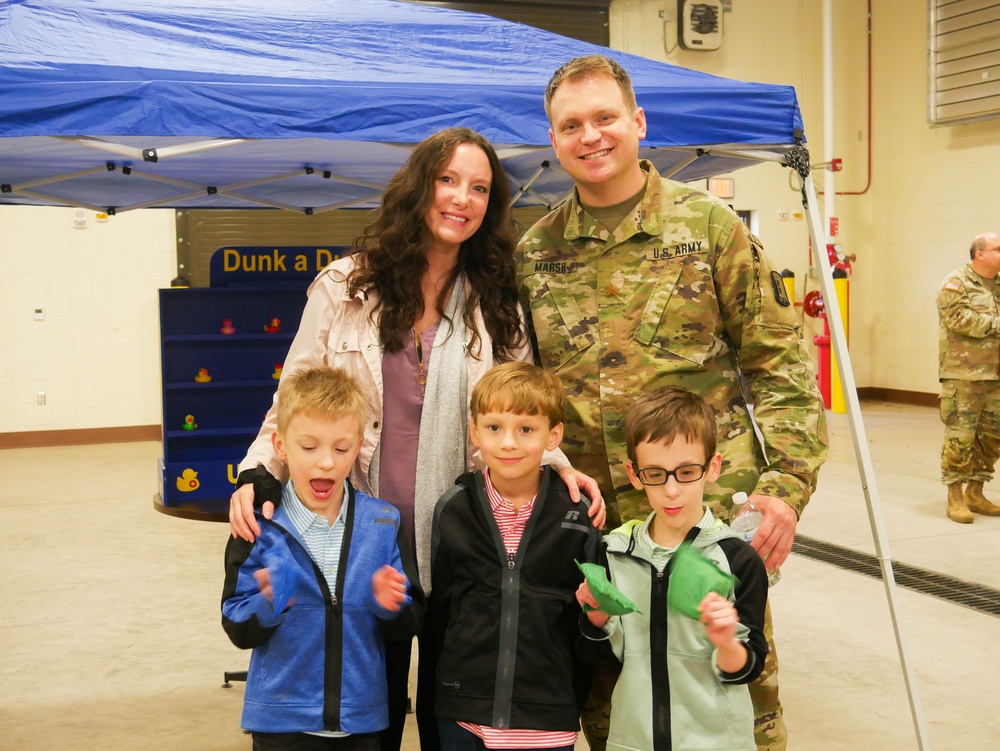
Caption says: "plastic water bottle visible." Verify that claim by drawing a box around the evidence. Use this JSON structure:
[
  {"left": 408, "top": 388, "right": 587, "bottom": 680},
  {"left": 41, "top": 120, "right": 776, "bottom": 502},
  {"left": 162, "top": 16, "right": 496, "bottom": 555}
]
[{"left": 730, "top": 492, "right": 781, "bottom": 586}]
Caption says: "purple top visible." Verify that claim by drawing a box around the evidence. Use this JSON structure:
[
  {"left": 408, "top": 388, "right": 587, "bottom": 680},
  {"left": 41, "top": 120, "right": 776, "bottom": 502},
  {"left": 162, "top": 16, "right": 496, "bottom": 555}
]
[{"left": 379, "top": 321, "right": 440, "bottom": 553}]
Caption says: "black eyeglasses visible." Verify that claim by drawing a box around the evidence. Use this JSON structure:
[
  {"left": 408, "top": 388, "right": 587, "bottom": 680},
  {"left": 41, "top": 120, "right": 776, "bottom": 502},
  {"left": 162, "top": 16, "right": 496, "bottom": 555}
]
[{"left": 634, "top": 462, "right": 709, "bottom": 486}]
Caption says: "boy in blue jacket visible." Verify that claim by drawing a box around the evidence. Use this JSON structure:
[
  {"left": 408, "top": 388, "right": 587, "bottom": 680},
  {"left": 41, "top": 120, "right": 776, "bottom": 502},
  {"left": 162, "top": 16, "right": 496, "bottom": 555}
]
[
  {"left": 576, "top": 386, "right": 769, "bottom": 751},
  {"left": 222, "top": 366, "right": 423, "bottom": 750}
]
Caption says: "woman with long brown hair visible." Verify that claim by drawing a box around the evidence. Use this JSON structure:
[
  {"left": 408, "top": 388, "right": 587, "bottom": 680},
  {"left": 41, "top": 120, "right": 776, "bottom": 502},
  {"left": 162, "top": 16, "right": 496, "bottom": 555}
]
[{"left": 229, "top": 127, "right": 603, "bottom": 751}]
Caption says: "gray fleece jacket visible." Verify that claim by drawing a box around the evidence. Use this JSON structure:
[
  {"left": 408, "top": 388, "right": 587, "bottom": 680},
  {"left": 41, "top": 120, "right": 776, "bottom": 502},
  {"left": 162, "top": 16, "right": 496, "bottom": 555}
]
[{"left": 579, "top": 508, "right": 769, "bottom": 751}]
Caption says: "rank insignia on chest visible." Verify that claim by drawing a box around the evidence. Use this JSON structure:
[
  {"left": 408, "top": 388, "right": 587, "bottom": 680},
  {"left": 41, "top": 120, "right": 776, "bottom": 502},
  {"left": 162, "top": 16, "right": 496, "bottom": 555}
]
[{"left": 602, "top": 269, "right": 626, "bottom": 299}]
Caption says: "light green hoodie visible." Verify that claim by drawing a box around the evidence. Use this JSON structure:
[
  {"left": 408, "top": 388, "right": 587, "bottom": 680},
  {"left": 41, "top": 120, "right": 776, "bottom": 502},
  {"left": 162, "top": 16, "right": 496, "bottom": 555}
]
[{"left": 585, "top": 507, "right": 763, "bottom": 751}]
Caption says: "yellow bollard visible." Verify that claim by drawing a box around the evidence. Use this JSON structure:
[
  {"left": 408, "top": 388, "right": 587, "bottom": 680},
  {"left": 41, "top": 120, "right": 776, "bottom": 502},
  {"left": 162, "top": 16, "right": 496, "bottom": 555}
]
[
  {"left": 780, "top": 269, "right": 795, "bottom": 309},
  {"left": 831, "top": 268, "right": 849, "bottom": 414}
]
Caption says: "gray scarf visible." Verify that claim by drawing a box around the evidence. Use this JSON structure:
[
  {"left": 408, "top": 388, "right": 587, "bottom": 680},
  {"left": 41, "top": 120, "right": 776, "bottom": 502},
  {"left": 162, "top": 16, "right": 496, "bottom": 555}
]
[{"left": 412, "top": 279, "right": 469, "bottom": 594}]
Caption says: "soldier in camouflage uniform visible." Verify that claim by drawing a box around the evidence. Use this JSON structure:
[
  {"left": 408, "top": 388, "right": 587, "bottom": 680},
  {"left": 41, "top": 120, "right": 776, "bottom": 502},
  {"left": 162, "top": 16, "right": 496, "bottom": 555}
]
[
  {"left": 519, "top": 55, "right": 828, "bottom": 751},
  {"left": 937, "top": 232, "right": 1000, "bottom": 523}
]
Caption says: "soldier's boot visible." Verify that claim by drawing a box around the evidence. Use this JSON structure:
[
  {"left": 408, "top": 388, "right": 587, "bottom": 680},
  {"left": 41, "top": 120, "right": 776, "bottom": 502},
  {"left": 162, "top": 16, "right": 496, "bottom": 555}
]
[
  {"left": 947, "top": 483, "right": 974, "bottom": 524},
  {"left": 964, "top": 481, "right": 1000, "bottom": 516}
]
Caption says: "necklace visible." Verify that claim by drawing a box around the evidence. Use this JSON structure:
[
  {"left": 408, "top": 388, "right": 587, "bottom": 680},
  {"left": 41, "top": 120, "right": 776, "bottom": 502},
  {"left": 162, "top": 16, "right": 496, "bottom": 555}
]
[{"left": 413, "top": 328, "right": 427, "bottom": 397}]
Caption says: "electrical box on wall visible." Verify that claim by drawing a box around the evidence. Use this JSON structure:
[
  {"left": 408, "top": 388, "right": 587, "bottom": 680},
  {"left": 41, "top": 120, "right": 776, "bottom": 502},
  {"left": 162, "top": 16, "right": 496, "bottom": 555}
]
[{"left": 678, "top": 0, "right": 724, "bottom": 51}]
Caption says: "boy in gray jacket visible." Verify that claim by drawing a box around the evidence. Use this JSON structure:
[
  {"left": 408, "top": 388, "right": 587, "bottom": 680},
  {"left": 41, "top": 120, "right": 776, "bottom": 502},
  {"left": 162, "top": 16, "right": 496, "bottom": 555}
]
[{"left": 576, "top": 386, "right": 768, "bottom": 751}]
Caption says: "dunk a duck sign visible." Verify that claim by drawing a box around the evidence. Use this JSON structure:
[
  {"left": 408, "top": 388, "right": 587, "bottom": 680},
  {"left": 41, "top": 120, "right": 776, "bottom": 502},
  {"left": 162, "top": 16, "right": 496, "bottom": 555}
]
[{"left": 209, "top": 246, "right": 347, "bottom": 286}]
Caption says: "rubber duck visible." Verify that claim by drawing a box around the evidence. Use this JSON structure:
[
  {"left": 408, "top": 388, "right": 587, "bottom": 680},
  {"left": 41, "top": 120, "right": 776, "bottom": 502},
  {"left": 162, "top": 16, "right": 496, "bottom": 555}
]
[
  {"left": 219, "top": 319, "right": 236, "bottom": 335},
  {"left": 194, "top": 368, "right": 212, "bottom": 383},
  {"left": 272, "top": 363, "right": 283, "bottom": 380},
  {"left": 176, "top": 468, "right": 201, "bottom": 492},
  {"left": 264, "top": 317, "right": 281, "bottom": 333},
  {"left": 182, "top": 414, "right": 198, "bottom": 430}
]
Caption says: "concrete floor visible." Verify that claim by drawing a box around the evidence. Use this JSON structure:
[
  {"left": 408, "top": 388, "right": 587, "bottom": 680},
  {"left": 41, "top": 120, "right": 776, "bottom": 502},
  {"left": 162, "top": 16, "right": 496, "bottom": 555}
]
[{"left": 1, "top": 402, "right": 997, "bottom": 750}]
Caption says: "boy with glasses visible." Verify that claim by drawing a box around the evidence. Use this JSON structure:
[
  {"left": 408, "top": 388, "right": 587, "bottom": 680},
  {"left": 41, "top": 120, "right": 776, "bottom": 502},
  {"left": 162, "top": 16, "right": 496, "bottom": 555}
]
[{"left": 575, "top": 386, "right": 769, "bottom": 751}]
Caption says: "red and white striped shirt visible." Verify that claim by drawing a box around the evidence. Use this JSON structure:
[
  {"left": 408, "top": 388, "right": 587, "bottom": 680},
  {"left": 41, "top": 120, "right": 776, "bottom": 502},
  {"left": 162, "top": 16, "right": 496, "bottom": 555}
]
[{"left": 457, "top": 469, "right": 579, "bottom": 750}]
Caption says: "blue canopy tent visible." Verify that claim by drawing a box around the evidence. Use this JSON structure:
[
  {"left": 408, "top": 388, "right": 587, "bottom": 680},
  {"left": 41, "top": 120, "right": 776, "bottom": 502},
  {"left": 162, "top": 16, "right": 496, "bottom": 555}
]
[{"left": 0, "top": 0, "right": 806, "bottom": 213}]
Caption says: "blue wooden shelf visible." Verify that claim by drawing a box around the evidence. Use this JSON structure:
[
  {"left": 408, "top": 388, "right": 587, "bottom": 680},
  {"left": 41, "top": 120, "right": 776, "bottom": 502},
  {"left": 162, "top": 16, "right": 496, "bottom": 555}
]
[{"left": 158, "top": 285, "right": 307, "bottom": 515}]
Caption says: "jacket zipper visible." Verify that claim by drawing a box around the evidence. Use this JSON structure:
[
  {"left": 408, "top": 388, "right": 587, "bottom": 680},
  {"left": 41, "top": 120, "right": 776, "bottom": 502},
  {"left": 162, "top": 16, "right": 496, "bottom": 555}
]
[
  {"left": 495, "top": 550, "right": 518, "bottom": 729},
  {"left": 651, "top": 565, "right": 671, "bottom": 751}
]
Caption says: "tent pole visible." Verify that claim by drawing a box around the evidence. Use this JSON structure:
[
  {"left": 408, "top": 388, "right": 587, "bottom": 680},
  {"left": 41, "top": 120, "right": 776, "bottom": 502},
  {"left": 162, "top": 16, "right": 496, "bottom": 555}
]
[
  {"left": 55, "top": 135, "right": 248, "bottom": 160},
  {"left": 796, "top": 166, "right": 932, "bottom": 750},
  {"left": 509, "top": 164, "right": 547, "bottom": 208},
  {"left": 658, "top": 151, "right": 700, "bottom": 179}
]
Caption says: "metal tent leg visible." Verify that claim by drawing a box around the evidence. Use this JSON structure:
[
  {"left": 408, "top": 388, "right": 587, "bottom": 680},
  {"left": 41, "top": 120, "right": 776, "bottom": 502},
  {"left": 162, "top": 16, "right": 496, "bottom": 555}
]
[{"left": 798, "top": 169, "right": 932, "bottom": 751}]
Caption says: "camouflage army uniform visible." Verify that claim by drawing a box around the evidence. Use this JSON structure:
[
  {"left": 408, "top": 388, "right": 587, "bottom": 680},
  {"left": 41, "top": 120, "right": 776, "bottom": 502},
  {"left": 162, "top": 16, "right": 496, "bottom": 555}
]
[
  {"left": 937, "top": 264, "right": 1000, "bottom": 484},
  {"left": 518, "top": 162, "right": 828, "bottom": 751}
]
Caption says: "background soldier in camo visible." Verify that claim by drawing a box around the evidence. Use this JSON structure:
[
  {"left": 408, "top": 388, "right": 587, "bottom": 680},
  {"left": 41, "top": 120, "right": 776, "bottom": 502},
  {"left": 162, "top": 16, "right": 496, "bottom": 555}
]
[
  {"left": 937, "top": 231, "right": 1000, "bottom": 523},
  {"left": 519, "top": 54, "right": 828, "bottom": 751}
]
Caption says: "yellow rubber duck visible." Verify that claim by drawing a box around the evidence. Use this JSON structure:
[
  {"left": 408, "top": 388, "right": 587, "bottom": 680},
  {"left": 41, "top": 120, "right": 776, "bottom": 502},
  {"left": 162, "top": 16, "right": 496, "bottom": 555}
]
[
  {"left": 176, "top": 468, "right": 200, "bottom": 492},
  {"left": 194, "top": 368, "right": 212, "bottom": 383},
  {"left": 272, "top": 363, "right": 283, "bottom": 380}
]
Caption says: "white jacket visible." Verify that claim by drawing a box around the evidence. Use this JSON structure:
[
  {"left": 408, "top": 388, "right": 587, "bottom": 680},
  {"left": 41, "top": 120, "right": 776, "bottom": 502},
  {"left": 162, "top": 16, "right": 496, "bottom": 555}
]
[{"left": 239, "top": 254, "right": 569, "bottom": 490}]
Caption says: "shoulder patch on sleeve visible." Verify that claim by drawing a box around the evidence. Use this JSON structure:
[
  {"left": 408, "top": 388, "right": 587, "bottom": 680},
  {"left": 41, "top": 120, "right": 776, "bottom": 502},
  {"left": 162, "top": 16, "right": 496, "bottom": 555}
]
[
  {"left": 770, "top": 270, "right": 791, "bottom": 307},
  {"left": 942, "top": 281, "right": 962, "bottom": 292}
]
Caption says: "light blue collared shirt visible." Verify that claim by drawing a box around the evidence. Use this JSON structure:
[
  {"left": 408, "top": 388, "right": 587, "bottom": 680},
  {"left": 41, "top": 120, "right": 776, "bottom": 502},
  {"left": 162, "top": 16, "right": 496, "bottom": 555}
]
[{"left": 282, "top": 480, "right": 349, "bottom": 590}]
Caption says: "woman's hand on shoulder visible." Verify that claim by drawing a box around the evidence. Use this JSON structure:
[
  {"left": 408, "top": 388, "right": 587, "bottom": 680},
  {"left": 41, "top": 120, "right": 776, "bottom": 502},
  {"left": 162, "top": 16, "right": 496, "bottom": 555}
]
[
  {"left": 230, "top": 483, "right": 275, "bottom": 542},
  {"left": 556, "top": 466, "right": 606, "bottom": 530}
]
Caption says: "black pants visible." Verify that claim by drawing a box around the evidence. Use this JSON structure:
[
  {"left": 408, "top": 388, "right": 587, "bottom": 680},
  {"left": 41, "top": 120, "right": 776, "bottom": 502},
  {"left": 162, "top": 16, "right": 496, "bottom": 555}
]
[
  {"left": 381, "top": 622, "right": 440, "bottom": 751},
  {"left": 252, "top": 731, "right": 380, "bottom": 751}
]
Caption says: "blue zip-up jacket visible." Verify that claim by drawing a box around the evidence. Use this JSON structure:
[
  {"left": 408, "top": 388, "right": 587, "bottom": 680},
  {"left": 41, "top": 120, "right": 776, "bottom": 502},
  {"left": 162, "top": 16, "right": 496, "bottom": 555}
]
[{"left": 221, "top": 481, "right": 424, "bottom": 734}]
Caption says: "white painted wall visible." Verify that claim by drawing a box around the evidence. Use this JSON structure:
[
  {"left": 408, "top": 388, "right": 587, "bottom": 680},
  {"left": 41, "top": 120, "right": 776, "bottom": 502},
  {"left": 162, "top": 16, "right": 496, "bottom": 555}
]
[
  {"left": 0, "top": 206, "right": 175, "bottom": 433},
  {"left": 863, "top": 0, "right": 1000, "bottom": 393}
]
